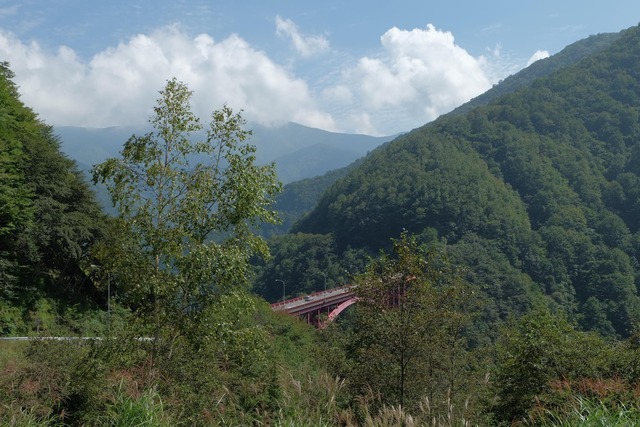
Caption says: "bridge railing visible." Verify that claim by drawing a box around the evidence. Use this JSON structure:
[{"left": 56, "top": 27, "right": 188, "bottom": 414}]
[{"left": 270, "top": 284, "right": 352, "bottom": 310}]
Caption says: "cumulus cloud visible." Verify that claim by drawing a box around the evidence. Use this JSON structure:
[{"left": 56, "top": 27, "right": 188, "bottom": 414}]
[
  {"left": 275, "top": 15, "right": 329, "bottom": 58},
  {"left": 322, "top": 84, "right": 353, "bottom": 104},
  {"left": 0, "top": 26, "right": 335, "bottom": 130},
  {"left": 0, "top": 22, "right": 515, "bottom": 136},
  {"left": 527, "top": 49, "right": 550, "bottom": 66},
  {"left": 325, "top": 24, "right": 493, "bottom": 135}
]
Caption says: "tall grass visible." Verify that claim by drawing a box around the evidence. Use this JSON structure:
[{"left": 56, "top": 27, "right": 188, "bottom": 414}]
[
  {"left": 273, "top": 369, "right": 478, "bottom": 427},
  {"left": 273, "top": 370, "right": 347, "bottom": 426},
  {"left": 0, "top": 341, "right": 28, "bottom": 369},
  {"left": 531, "top": 397, "right": 640, "bottom": 426},
  {"left": 97, "top": 383, "right": 172, "bottom": 427},
  {"left": 0, "top": 404, "right": 62, "bottom": 427},
  {"left": 356, "top": 395, "right": 474, "bottom": 427}
]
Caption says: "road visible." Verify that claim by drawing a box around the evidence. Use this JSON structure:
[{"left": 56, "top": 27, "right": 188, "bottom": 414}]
[{"left": 271, "top": 285, "right": 354, "bottom": 316}]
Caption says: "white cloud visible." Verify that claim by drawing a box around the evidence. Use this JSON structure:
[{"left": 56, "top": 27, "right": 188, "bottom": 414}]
[
  {"left": 325, "top": 24, "right": 493, "bottom": 135},
  {"left": 0, "top": 22, "right": 520, "bottom": 137},
  {"left": 275, "top": 15, "right": 329, "bottom": 58},
  {"left": 0, "top": 26, "right": 335, "bottom": 130},
  {"left": 322, "top": 84, "right": 353, "bottom": 104},
  {"left": 349, "top": 112, "right": 378, "bottom": 136},
  {"left": 489, "top": 43, "right": 502, "bottom": 57},
  {"left": 527, "top": 49, "right": 550, "bottom": 66}
]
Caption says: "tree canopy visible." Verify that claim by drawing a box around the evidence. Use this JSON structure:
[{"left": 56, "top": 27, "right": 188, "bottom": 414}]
[
  {"left": 92, "top": 78, "right": 281, "bottom": 343},
  {"left": 0, "top": 62, "right": 105, "bottom": 334}
]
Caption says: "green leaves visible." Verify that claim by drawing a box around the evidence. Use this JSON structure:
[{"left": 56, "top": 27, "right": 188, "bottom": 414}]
[
  {"left": 92, "top": 78, "right": 281, "bottom": 345},
  {"left": 345, "top": 233, "right": 477, "bottom": 413},
  {"left": 0, "top": 62, "right": 104, "bottom": 306}
]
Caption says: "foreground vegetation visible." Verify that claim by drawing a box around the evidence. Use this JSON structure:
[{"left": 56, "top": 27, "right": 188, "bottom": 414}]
[
  {"left": 5, "top": 289, "right": 640, "bottom": 426},
  {"left": 4, "top": 236, "right": 640, "bottom": 425}
]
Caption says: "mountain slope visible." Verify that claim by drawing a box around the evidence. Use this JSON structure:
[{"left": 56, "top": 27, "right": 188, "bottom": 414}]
[
  {"left": 291, "top": 24, "right": 640, "bottom": 336},
  {"left": 449, "top": 31, "right": 622, "bottom": 117},
  {"left": 260, "top": 162, "right": 360, "bottom": 237},
  {"left": 262, "top": 30, "right": 623, "bottom": 237},
  {"left": 0, "top": 63, "right": 105, "bottom": 331}
]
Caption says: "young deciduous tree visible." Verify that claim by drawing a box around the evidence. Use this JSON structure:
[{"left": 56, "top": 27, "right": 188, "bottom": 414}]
[
  {"left": 92, "top": 78, "right": 281, "bottom": 343},
  {"left": 345, "top": 233, "right": 477, "bottom": 415}
]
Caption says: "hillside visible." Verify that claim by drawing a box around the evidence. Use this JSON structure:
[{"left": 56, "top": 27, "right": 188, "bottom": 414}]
[
  {"left": 449, "top": 31, "right": 623, "bottom": 116},
  {"left": 265, "top": 25, "right": 640, "bottom": 336},
  {"left": 0, "top": 63, "right": 105, "bottom": 334},
  {"left": 262, "top": 30, "right": 623, "bottom": 238},
  {"left": 259, "top": 163, "right": 359, "bottom": 237}
]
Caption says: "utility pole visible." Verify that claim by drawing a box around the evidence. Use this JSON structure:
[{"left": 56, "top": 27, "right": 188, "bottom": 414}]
[
  {"left": 276, "top": 279, "right": 286, "bottom": 302},
  {"left": 317, "top": 271, "right": 327, "bottom": 292},
  {"left": 90, "top": 265, "right": 111, "bottom": 333}
]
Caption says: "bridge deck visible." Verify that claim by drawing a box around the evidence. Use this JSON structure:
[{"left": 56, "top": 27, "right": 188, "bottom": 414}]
[{"left": 271, "top": 285, "right": 354, "bottom": 316}]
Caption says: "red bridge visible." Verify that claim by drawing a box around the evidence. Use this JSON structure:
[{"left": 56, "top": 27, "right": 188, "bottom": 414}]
[{"left": 270, "top": 285, "right": 356, "bottom": 327}]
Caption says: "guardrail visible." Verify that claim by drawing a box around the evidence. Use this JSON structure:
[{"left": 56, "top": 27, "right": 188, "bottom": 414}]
[
  {"left": 0, "top": 336, "right": 154, "bottom": 341},
  {"left": 270, "top": 284, "right": 353, "bottom": 310}
]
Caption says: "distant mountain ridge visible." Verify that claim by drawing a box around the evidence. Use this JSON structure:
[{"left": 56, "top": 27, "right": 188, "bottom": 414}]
[{"left": 56, "top": 121, "right": 393, "bottom": 185}]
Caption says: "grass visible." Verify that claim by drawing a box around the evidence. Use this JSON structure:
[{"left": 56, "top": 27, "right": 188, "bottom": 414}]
[
  {"left": 531, "top": 397, "right": 640, "bottom": 426},
  {"left": 98, "top": 384, "right": 173, "bottom": 427},
  {"left": 0, "top": 340, "right": 29, "bottom": 369},
  {"left": 0, "top": 404, "right": 62, "bottom": 427}
]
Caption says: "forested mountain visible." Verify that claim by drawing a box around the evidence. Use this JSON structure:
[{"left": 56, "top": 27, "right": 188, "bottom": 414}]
[
  {"left": 0, "top": 63, "right": 105, "bottom": 333},
  {"left": 258, "top": 24, "right": 640, "bottom": 337},
  {"left": 262, "top": 30, "right": 624, "bottom": 239},
  {"left": 260, "top": 161, "right": 360, "bottom": 237},
  {"left": 449, "top": 31, "right": 623, "bottom": 116}
]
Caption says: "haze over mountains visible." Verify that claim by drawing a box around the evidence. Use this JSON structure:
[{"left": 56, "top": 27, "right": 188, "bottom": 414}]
[{"left": 56, "top": 122, "right": 394, "bottom": 185}]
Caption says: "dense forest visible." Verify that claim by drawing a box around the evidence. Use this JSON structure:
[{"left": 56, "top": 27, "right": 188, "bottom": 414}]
[
  {"left": 0, "top": 62, "right": 107, "bottom": 336},
  {"left": 4, "top": 24, "right": 640, "bottom": 426}
]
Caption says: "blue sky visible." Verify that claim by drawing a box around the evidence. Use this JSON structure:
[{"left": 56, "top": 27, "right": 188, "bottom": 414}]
[{"left": 1, "top": 1, "right": 638, "bottom": 135}]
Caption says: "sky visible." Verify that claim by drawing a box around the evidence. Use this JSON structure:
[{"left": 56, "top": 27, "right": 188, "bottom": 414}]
[{"left": 0, "top": 1, "right": 639, "bottom": 136}]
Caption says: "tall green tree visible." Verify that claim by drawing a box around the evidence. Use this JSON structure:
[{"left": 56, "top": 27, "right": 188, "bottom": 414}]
[
  {"left": 0, "top": 62, "right": 32, "bottom": 291},
  {"left": 491, "top": 309, "right": 615, "bottom": 425},
  {"left": 92, "top": 78, "right": 281, "bottom": 343}
]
